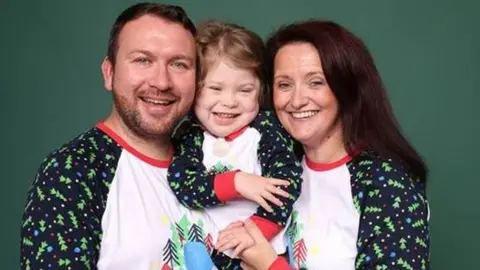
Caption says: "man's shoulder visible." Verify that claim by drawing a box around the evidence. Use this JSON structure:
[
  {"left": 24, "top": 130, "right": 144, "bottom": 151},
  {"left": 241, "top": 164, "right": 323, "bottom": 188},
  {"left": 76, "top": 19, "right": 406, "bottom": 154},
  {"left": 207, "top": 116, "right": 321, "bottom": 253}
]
[{"left": 37, "top": 125, "right": 122, "bottom": 177}]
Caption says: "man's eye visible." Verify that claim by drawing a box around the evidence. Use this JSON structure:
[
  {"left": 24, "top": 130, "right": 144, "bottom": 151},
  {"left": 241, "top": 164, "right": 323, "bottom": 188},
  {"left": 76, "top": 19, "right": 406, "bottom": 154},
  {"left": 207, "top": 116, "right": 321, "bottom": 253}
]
[
  {"left": 134, "top": 57, "right": 150, "bottom": 64},
  {"left": 172, "top": 61, "right": 188, "bottom": 69}
]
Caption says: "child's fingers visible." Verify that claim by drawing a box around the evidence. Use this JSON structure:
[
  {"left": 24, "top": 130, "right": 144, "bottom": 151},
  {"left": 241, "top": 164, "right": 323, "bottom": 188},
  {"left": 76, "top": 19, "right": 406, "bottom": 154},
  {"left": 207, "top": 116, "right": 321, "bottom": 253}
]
[
  {"left": 216, "top": 229, "right": 233, "bottom": 246},
  {"left": 225, "top": 221, "right": 244, "bottom": 230},
  {"left": 219, "top": 222, "right": 244, "bottom": 237},
  {"left": 217, "top": 227, "right": 252, "bottom": 252},
  {"left": 216, "top": 232, "right": 236, "bottom": 250},
  {"left": 267, "top": 178, "right": 290, "bottom": 186},
  {"left": 255, "top": 196, "right": 273, "bottom": 212},
  {"left": 232, "top": 234, "right": 255, "bottom": 257},
  {"left": 261, "top": 190, "right": 283, "bottom": 207},
  {"left": 217, "top": 227, "right": 245, "bottom": 244},
  {"left": 217, "top": 237, "right": 239, "bottom": 252},
  {"left": 267, "top": 185, "right": 290, "bottom": 198}
]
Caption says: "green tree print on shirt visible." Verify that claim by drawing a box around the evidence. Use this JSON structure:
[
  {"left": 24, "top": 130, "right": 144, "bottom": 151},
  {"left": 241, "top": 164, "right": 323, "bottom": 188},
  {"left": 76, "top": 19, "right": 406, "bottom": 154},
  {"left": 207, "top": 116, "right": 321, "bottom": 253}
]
[{"left": 287, "top": 210, "right": 307, "bottom": 269}]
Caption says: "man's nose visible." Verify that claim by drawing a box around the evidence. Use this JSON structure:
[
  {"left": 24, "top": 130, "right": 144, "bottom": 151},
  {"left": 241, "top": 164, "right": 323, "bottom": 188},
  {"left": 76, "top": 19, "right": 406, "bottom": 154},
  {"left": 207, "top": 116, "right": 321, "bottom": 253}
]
[{"left": 149, "top": 64, "right": 173, "bottom": 91}]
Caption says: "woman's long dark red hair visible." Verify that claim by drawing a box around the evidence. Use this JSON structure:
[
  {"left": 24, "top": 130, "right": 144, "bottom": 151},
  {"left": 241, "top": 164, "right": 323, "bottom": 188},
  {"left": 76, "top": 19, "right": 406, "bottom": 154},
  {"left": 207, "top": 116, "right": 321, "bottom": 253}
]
[{"left": 266, "top": 20, "right": 428, "bottom": 181}]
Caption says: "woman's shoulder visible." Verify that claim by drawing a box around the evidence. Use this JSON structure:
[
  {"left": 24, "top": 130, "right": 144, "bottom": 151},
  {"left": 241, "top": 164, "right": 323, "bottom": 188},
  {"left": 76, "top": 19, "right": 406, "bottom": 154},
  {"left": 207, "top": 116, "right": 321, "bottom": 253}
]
[
  {"left": 348, "top": 148, "right": 426, "bottom": 193},
  {"left": 348, "top": 148, "right": 429, "bottom": 220}
]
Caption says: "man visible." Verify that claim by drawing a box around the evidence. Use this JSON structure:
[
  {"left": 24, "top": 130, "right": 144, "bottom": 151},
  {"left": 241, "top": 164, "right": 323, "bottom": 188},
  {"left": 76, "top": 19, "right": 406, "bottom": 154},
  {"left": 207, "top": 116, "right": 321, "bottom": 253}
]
[{"left": 20, "top": 3, "right": 209, "bottom": 269}]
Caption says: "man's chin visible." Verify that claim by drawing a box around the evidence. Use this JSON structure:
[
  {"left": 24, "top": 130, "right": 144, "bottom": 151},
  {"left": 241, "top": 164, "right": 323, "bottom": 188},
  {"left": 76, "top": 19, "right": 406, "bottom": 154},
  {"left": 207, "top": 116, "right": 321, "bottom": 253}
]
[
  {"left": 142, "top": 122, "right": 175, "bottom": 138},
  {"left": 122, "top": 118, "right": 174, "bottom": 140}
]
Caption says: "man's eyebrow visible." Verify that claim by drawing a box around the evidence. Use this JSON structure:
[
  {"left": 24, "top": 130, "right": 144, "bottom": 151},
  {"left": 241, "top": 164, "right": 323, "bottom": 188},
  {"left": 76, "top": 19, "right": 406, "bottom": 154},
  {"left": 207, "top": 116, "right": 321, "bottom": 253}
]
[
  {"left": 170, "top": 55, "right": 195, "bottom": 62},
  {"left": 127, "top": 50, "right": 154, "bottom": 57}
]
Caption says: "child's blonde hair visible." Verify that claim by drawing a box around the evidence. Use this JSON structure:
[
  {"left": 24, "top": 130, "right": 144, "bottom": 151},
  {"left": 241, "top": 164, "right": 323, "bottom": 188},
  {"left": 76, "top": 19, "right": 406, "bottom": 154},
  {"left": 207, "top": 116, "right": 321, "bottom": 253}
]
[{"left": 196, "top": 20, "right": 266, "bottom": 106}]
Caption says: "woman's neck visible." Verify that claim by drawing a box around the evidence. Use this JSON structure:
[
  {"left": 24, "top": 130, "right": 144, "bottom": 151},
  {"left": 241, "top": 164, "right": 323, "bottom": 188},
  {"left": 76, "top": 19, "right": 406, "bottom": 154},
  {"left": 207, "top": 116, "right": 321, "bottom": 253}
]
[{"left": 303, "top": 125, "right": 348, "bottom": 164}]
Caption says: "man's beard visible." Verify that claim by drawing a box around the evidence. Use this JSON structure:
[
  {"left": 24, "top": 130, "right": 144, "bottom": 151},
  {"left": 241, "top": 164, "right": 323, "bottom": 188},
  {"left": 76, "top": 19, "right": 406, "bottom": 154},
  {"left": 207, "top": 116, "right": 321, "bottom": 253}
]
[{"left": 112, "top": 91, "right": 177, "bottom": 141}]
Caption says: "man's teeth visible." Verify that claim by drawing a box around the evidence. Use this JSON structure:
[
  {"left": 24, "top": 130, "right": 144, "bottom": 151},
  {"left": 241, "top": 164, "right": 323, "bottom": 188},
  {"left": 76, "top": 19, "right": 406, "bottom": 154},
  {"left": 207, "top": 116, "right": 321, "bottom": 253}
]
[
  {"left": 291, "top": 110, "right": 319, "bottom": 119},
  {"left": 215, "top": 113, "right": 237, "bottom": 118},
  {"left": 143, "top": 98, "right": 171, "bottom": 105}
]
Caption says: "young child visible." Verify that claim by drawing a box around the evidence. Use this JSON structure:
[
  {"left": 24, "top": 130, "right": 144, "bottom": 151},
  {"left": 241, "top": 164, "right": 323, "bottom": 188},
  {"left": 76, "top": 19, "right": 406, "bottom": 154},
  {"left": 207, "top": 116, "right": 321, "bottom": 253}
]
[{"left": 168, "top": 20, "right": 302, "bottom": 269}]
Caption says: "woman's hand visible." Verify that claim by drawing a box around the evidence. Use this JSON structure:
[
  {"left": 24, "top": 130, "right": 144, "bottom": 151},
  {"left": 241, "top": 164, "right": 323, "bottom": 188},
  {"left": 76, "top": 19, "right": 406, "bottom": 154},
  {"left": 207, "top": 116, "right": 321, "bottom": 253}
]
[
  {"left": 234, "top": 172, "right": 291, "bottom": 212},
  {"left": 216, "top": 221, "right": 255, "bottom": 257},
  {"left": 240, "top": 262, "right": 256, "bottom": 270},
  {"left": 238, "top": 219, "right": 279, "bottom": 270}
]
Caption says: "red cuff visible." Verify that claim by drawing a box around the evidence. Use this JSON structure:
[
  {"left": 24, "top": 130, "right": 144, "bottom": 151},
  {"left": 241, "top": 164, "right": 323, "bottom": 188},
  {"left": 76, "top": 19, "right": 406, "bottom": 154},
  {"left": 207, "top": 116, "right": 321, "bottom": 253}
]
[
  {"left": 214, "top": 170, "right": 240, "bottom": 202},
  {"left": 268, "top": 256, "right": 293, "bottom": 270},
  {"left": 250, "top": 216, "right": 282, "bottom": 241}
]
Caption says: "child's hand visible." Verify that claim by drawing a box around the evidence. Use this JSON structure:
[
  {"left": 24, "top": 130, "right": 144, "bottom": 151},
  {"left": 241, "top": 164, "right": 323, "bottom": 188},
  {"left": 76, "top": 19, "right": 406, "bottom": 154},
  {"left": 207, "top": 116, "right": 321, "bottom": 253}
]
[
  {"left": 216, "top": 221, "right": 255, "bottom": 257},
  {"left": 234, "top": 172, "right": 291, "bottom": 212}
]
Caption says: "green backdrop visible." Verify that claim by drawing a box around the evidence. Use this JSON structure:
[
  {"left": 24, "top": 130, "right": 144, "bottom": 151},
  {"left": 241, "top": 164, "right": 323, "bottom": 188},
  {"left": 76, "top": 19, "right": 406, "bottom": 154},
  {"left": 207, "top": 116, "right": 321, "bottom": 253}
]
[{"left": 1, "top": 0, "right": 478, "bottom": 269}]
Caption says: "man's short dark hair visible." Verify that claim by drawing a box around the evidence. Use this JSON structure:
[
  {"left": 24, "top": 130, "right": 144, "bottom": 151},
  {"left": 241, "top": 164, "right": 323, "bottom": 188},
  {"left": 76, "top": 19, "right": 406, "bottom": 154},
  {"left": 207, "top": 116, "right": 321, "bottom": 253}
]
[{"left": 107, "top": 2, "right": 196, "bottom": 65}]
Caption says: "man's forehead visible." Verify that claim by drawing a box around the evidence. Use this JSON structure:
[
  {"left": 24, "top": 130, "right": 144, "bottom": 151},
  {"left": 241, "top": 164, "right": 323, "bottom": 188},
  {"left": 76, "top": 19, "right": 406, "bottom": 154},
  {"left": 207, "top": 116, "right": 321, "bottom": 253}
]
[{"left": 119, "top": 15, "right": 194, "bottom": 45}]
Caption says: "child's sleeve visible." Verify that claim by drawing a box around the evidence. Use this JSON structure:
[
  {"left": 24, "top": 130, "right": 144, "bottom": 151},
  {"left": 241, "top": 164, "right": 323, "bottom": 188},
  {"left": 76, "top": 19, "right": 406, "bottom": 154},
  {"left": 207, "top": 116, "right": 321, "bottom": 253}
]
[
  {"left": 168, "top": 117, "right": 241, "bottom": 209},
  {"left": 268, "top": 257, "right": 296, "bottom": 270},
  {"left": 249, "top": 111, "right": 303, "bottom": 240}
]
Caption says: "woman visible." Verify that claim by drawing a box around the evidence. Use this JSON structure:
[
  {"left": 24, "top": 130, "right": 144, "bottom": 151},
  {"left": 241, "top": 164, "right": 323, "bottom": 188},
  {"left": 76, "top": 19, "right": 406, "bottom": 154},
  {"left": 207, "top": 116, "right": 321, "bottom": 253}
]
[{"left": 217, "top": 20, "right": 430, "bottom": 269}]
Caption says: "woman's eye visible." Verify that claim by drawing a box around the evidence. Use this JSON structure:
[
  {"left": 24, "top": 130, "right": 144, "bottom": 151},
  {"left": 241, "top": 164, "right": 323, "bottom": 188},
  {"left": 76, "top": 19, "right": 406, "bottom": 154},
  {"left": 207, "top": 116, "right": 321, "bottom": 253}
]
[
  {"left": 277, "top": 82, "right": 291, "bottom": 90},
  {"left": 309, "top": 80, "right": 325, "bottom": 87}
]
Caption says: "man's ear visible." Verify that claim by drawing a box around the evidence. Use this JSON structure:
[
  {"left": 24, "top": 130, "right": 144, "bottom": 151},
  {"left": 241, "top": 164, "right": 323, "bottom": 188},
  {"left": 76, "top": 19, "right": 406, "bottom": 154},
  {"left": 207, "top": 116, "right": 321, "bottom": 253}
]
[{"left": 101, "top": 56, "right": 114, "bottom": 91}]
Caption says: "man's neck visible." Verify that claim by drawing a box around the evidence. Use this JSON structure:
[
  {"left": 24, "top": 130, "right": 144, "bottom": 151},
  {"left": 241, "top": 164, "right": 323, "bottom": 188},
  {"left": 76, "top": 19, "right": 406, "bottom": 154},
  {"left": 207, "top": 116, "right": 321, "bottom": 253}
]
[{"left": 103, "top": 112, "right": 172, "bottom": 161}]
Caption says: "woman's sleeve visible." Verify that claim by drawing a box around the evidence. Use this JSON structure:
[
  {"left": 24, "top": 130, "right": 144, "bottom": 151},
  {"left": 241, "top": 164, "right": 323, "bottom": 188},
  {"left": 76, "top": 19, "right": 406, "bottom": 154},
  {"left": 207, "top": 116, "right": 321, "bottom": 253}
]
[{"left": 354, "top": 159, "right": 430, "bottom": 269}]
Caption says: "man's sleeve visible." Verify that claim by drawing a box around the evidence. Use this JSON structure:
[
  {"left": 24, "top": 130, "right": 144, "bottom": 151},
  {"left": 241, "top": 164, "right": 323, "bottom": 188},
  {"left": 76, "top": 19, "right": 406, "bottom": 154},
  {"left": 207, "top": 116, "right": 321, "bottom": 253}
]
[{"left": 20, "top": 152, "right": 103, "bottom": 269}]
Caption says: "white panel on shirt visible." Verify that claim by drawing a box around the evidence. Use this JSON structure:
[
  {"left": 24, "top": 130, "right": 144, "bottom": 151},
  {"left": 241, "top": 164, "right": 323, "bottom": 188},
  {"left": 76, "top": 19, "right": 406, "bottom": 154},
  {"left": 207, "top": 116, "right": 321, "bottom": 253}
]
[
  {"left": 289, "top": 158, "right": 359, "bottom": 270},
  {"left": 202, "top": 128, "right": 288, "bottom": 257},
  {"left": 97, "top": 151, "right": 214, "bottom": 270}
]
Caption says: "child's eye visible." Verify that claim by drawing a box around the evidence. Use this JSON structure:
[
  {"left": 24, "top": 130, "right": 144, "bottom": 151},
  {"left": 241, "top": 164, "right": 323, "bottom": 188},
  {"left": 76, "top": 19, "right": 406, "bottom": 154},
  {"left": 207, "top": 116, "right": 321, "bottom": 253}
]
[
  {"left": 241, "top": 89, "right": 253, "bottom": 93},
  {"left": 209, "top": 86, "right": 221, "bottom": 91}
]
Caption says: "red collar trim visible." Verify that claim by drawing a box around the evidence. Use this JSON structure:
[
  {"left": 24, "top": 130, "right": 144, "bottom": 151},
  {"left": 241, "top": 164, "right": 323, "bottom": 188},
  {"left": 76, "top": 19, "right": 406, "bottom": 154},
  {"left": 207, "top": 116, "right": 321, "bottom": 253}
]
[
  {"left": 96, "top": 121, "right": 172, "bottom": 168},
  {"left": 305, "top": 154, "right": 353, "bottom": 171},
  {"left": 224, "top": 126, "right": 249, "bottom": 142},
  {"left": 305, "top": 146, "right": 364, "bottom": 171}
]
